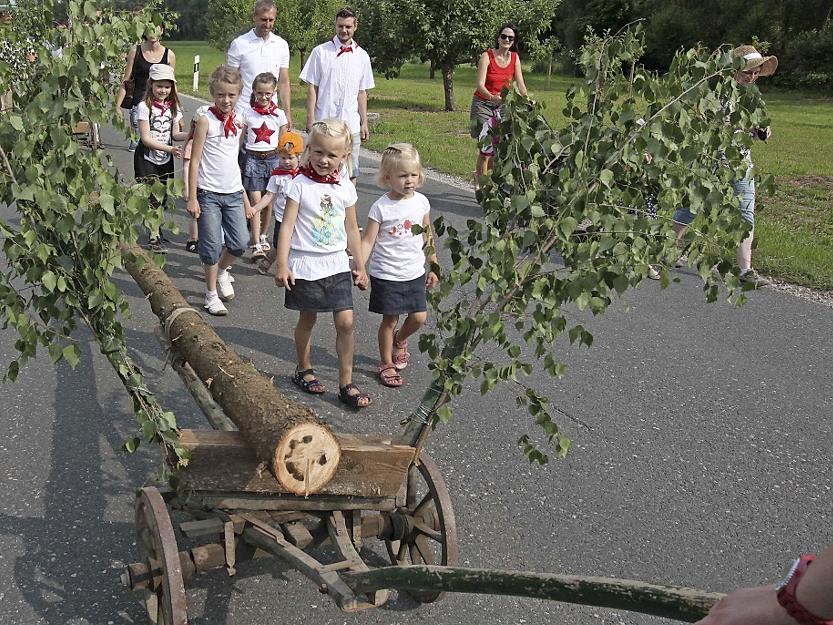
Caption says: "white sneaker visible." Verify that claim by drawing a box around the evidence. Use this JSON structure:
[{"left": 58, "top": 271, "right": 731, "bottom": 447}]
[
  {"left": 204, "top": 295, "right": 227, "bottom": 316},
  {"left": 217, "top": 270, "right": 235, "bottom": 301},
  {"left": 225, "top": 265, "right": 235, "bottom": 283}
]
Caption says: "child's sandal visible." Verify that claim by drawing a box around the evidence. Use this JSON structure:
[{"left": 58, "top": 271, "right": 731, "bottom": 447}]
[
  {"left": 292, "top": 368, "right": 326, "bottom": 394},
  {"left": 392, "top": 332, "right": 410, "bottom": 371},
  {"left": 338, "top": 383, "right": 372, "bottom": 409},
  {"left": 378, "top": 363, "right": 403, "bottom": 388}
]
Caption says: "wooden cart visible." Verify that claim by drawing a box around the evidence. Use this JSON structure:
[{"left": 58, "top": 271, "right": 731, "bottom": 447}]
[{"left": 121, "top": 377, "right": 457, "bottom": 625}]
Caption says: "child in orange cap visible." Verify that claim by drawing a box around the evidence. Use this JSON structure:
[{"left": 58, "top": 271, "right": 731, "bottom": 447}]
[{"left": 250, "top": 130, "right": 304, "bottom": 275}]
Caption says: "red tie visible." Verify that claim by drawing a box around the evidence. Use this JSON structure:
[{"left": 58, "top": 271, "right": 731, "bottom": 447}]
[
  {"left": 299, "top": 165, "right": 340, "bottom": 185},
  {"left": 252, "top": 102, "right": 279, "bottom": 116},
  {"left": 209, "top": 106, "right": 238, "bottom": 138},
  {"left": 337, "top": 45, "right": 353, "bottom": 57},
  {"left": 152, "top": 99, "right": 171, "bottom": 114}
]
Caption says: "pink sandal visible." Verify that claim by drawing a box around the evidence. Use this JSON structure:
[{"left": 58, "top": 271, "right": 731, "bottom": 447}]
[
  {"left": 378, "top": 362, "right": 403, "bottom": 387},
  {"left": 392, "top": 331, "right": 410, "bottom": 371}
]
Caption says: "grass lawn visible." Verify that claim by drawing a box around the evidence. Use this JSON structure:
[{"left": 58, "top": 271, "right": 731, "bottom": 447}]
[{"left": 169, "top": 40, "right": 833, "bottom": 290}]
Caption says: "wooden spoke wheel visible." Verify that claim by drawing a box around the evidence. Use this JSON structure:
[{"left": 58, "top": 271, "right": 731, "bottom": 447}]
[
  {"left": 135, "top": 487, "right": 188, "bottom": 625},
  {"left": 385, "top": 453, "right": 458, "bottom": 603}
]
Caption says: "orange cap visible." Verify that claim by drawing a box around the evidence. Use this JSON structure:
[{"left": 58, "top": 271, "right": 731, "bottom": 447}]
[{"left": 277, "top": 131, "right": 304, "bottom": 156}]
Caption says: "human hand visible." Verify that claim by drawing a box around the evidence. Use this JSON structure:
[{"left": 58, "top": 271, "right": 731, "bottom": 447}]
[
  {"left": 425, "top": 271, "right": 439, "bottom": 289},
  {"left": 360, "top": 122, "right": 369, "bottom": 141},
  {"left": 245, "top": 203, "right": 257, "bottom": 219},
  {"left": 695, "top": 586, "right": 792, "bottom": 625},
  {"left": 186, "top": 197, "right": 200, "bottom": 219},
  {"left": 171, "top": 145, "right": 182, "bottom": 160},
  {"left": 352, "top": 268, "right": 368, "bottom": 291},
  {"left": 275, "top": 266, "right": 294, "bottom": 290}
]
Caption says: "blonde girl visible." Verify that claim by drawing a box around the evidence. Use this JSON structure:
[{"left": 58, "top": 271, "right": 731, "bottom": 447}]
[
  {"left": 134, "top": 63, "right": 188, "bottom": 252},
  {"left": 274, "top": 119, "right": 370, "bottom": 409},
  {"left": 187, "top": 65, "right": 252, "bottom": 316},
  {"left": 361, "top": 144, "right": 438, "bottom": 387},
  {"left": 242, "top": 72, "right": 288, "bottom": 259}
]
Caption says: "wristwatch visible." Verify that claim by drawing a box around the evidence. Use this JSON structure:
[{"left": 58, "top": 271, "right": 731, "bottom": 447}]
[{"left": 776, "top": 554, "right": 833, "bottom": 625}]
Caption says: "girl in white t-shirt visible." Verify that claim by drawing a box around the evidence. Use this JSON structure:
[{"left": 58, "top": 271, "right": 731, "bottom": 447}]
[
  {"left": 275, "top": 119, "right": 371, "bottom": 409},
  {"left": 242, "top": 72, "right": 288, "bottom": 259},
  {"left": 361, "top": 143, "right": 438, "bottom": 388},
  {"left": 134, "top": 63, "right": 188, "bottom": 252}
]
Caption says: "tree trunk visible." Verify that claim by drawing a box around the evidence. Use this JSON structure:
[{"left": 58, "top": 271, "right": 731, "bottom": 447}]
[
  {"left": 441, "top": 63, "right": 455, "bottom": 111},
  {"left": 429, "top": 61, "right": 436, "bottom": 80},
  {"left": 298, "top": 48, "right": 307, "bottom": 78},
  {"left": 341, "top": 565, "right": 725, "bottom": 622},
  {"left": 121, "top": 245, "right": 341, "bottom": 496}
]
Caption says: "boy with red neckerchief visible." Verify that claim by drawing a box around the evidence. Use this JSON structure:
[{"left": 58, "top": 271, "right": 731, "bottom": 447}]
[
  {"left": 250, "top": 130, "right": 304, "bottom": 276},
  {"left": 186, "top": 65, "right": 252, "bottom": 317}
]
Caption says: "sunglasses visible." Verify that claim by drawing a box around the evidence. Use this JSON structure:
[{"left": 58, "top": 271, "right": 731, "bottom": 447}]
[{"left": 499, "top": 34, "right": 515, "bottom": 41}]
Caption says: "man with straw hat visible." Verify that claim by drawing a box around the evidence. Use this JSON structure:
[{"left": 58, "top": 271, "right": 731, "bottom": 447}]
[{"left": 671, "top": 44, "right": 778, "bottom": 288}]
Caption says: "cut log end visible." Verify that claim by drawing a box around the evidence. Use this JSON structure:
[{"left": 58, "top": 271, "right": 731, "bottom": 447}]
[{"left": 273, "top": 423, "right": 341, "bottom": 496}]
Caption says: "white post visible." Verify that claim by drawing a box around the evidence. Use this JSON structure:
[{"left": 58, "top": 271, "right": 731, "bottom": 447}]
[{"left": 192, "top": 54, "right": 200, "bottom": 92}]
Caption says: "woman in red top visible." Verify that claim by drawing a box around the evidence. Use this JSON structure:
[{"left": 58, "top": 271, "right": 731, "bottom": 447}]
[{"left": 470, "top": 23, "right": 528, "bottom": 189}]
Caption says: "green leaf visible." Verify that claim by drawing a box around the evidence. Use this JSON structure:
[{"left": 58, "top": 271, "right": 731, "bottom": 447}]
[{"left": 62, "top": 345, "right": 80, "bottom": 369}]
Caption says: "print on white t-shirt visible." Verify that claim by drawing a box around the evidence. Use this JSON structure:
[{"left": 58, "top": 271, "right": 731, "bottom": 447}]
[{"left": 367, "top": 192, "right": 430, "bottom": 282}]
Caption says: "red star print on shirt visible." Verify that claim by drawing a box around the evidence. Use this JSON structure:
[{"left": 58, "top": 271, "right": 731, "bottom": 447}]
[{"left": 252, "top": 122, "right": 275, "bottom": 144}]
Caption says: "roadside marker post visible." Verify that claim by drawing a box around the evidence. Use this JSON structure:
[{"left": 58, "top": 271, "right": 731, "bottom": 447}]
[{"left": 193, "top": 55, "right": 200, "bottom": 92}]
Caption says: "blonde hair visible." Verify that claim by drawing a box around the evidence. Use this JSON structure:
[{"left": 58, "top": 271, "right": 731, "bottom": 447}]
[
  {"left": 302, "top": 119, "right": 354, "bottom": 176},
  {"left": 208, "top": 65, "right": 243, "bottom": 95},
  {"left": 378, "top": 142, "right": 425, "bottom": 187},
  {"left": 249, "top": 72, "right": 278, "bottom": 107}
]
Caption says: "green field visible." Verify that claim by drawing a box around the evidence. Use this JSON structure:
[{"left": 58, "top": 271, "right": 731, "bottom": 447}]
[{"left": 169, "top": 41, "right": 833, "bottom": 290}]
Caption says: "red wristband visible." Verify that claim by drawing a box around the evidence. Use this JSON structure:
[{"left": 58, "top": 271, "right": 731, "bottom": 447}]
[{"left": 776, "top": 554, "right": 833, "bottom": 625}]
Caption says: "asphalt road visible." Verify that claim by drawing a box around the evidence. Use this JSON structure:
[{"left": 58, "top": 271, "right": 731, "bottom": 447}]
[{"left": 1, "top": 97, "right": 831, "bottom": 625}]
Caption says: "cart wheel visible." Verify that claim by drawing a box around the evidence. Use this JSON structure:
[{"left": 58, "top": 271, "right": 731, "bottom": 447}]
[
  {"left": 385, "top": 452, "right": 458, "bottom": 603},
  {"left": 135, "top": 487, "right": 188, "bottom": 625}
]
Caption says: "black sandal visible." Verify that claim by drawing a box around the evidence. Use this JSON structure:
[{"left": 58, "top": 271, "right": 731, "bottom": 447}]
[
  {"left": 292, "top": 368, "right": 326, "bottom": 394},
  {"left": 338, "top": 383, "right": 371, "bottom": 409}
]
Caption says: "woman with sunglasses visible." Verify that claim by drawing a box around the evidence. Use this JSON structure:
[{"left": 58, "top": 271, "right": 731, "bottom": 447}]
[{"left": 470, "top": 23, "right": 528, "bottom": 190}]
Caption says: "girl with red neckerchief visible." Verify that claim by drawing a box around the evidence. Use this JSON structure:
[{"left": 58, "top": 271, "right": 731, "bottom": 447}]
[
  {"left": 187, "top": 65, "right": 254, "bottom": 317},
  {"left": 241, "top": 72, "right": 288, "bottom": 260},
  {"left": 274, "top": 119, "right": 372, "bottom": 410},
  {"left": 134, "top": 63, "right": 188, "bottom": 253}
]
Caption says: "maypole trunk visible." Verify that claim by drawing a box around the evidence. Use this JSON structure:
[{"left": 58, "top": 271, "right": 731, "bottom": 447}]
[{"left": 121, "top": 245, "right": 341, "bottom": 496}]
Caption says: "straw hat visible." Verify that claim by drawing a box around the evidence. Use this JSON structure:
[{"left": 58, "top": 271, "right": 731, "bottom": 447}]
[
  {"left": 733, "top": 45, "right": 778, "bottom": 77},
  {"left": 148, "top": 63, "right": 176, "bottom": 83}
]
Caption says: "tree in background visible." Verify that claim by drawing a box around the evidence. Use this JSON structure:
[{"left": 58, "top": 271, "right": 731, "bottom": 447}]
[
  {"left": 356, "top": 0, "right": 561, "bottom": 111},
  {"left": 206, "top": 0, "right": 341, "bottom": 66},
  {"left": 163, "top": 0, "right": 208, "bottom": 41}
]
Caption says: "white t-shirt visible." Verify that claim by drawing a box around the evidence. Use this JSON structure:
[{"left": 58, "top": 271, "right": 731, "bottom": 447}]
[
  {"left": 135, "top": 101, "right": 183, "bottom": 166},
  {"left": 242, "top": 105, "right": 287, "bottom": 151},
  {"left": 265, "top": 171, "right": 295, "bottom": 222},
  {"left": 196, "top": 109, "right": 245, "bottom": 193},
  {"left": 227, "top": 30, "right": 290, "bottom": 113},
  {"left": 367, "top": 192, "right": 430, "bottom": 281},
  {"left": 299, "top": 38, "right": 375, "bottom": 133},
  {"left": 285, "top": 174, "right": 358, "bottom": 280}
]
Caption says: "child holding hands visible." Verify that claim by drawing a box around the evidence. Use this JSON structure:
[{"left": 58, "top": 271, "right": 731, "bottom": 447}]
[
  {"left": 248, "top": 130, "right": 304, "bottom": 275},
  {"left": 186, "top": 65, "right": 252, "bottom": 316},
  {"left": 362, "top": 143, "right": 438, "bottom": 387},
  {"left": 274, "top": 119, "right": 371, "bottom": 409}
]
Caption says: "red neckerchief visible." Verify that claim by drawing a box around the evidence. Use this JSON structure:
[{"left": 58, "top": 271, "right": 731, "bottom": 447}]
[
  {"left": 209, "top": 105, "right": 238, "bottom": 138},
  {"left": 335, "top": 39, "right": 358, "bottom": 57},
  {"left": 271, "top": 167, "right": 298, "bottom": 177},
  {"left": 252, "top": 102, "right": 279, "bottom": 116},
  {"left": 152, "top": 99, "right": 172, "bottom": 114},
  {"left": 299, "top": 165, "right": 340, "bottom": 185}
]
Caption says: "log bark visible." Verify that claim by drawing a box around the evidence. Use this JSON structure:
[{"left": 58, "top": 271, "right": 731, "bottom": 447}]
[
  {"left": 121, "top": 245, "right": 341, "bottom": 495},
  {"left": 341, "top": 565, "right": 724, "bottom": 622}
]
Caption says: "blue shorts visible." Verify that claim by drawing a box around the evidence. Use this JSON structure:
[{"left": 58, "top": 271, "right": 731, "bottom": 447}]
[
  {"left": 196, "top": 189, "right": 248, "bottom": 266},
  {"left": 673, "top": 173, "right": 756, "bottom": 228},
  {"left": 242, "top": 150, "right": 280, "bottom": 192}
]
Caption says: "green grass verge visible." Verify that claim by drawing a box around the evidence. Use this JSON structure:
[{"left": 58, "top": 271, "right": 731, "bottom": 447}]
[{"left": 169, "top": 40, "right": 833, "bottom": 290}]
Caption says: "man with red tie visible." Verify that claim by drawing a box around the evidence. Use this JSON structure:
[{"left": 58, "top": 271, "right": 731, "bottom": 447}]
[{"left": 299, "top": 7, "right": 375, "bottom": 182}]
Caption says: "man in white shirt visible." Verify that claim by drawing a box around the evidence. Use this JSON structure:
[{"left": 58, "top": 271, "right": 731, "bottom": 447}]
[
  {"left": 299, "top": 7, "right": 375, "bottom": 181},
  {"left": 227, "top": 0, "right": 292, "bottom": 124}
]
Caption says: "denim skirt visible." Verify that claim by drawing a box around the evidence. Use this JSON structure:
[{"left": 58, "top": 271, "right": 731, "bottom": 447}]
[
  {"left": 285, "top": 271, "right": 354, "bottom": 312},
  {"left": 241, "top": 151, "right": 280, "bottom": 191},
  {"left": 369, "top": 274, "right": 427, "bottom": 315}
]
